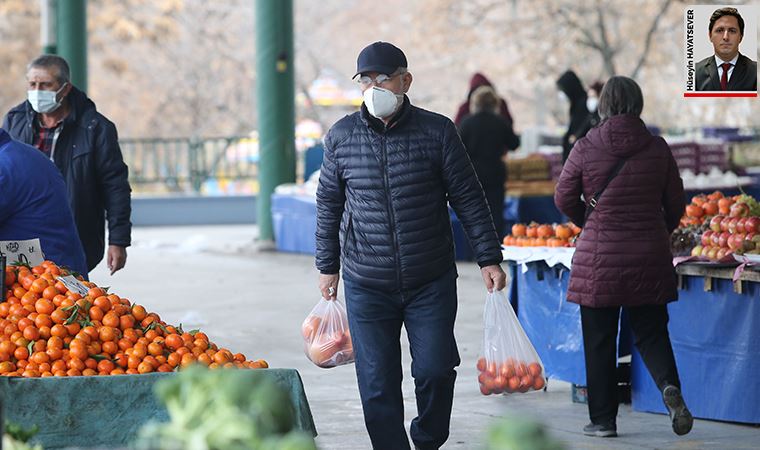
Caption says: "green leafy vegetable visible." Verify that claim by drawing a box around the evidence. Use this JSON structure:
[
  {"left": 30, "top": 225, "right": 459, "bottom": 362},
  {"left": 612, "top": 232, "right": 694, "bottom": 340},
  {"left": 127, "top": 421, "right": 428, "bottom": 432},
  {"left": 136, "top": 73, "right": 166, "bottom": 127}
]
[{"left": 136, "top": 366, "right": 316, "bottom": 450}]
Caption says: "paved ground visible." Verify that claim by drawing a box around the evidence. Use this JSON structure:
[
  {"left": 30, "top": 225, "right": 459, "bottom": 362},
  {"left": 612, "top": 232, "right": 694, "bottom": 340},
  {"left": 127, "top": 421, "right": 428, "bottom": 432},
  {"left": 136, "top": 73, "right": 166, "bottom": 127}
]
[{"left": 90, "top": 225, "right": 759, "bottom": 450}]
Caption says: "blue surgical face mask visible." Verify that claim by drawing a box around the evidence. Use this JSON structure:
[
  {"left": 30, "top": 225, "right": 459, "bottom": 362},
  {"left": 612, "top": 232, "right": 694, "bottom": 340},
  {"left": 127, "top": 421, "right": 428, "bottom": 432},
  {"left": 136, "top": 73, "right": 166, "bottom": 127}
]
[{"left": 27, "top": 83, "right": 67, "bottom": 114}]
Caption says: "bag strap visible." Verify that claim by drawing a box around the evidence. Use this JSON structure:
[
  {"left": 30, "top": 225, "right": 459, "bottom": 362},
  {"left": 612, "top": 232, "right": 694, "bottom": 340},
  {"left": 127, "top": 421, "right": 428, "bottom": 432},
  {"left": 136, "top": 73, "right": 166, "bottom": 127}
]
[{"left": 583, "top": 156, "right": 630, "bottom": 225}]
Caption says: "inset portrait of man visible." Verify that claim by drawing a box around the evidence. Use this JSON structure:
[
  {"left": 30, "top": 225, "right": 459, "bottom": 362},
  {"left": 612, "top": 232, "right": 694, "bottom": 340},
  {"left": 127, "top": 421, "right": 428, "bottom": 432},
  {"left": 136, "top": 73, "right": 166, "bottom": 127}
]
[{"left": 695, "top": 7, "right": 757, "bottom": 91}]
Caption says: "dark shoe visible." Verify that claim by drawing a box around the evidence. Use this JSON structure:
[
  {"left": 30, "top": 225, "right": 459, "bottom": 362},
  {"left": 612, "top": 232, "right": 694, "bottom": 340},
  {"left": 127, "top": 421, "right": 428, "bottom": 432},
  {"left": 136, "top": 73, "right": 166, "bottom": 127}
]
[
  {"left": 583, "top": 421, "right": 617, "bottom": 437},
  {"left": 662, "top": 385, "right": 693, "bottom": 436}
]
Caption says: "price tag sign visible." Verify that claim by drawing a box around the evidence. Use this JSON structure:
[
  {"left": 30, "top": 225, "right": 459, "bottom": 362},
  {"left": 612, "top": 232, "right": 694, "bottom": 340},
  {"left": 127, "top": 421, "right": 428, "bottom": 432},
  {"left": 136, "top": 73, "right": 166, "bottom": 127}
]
[
  {"left": 0, "top": 239, "right": 45, "bottom": 267},
  {"left": 56, "top": 275, "right": 90, "bottom": 297}
]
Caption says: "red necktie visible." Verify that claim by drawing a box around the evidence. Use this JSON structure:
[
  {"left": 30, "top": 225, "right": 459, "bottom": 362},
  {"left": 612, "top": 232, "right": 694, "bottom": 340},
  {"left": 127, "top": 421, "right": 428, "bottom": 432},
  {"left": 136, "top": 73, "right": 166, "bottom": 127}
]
[{"left": 720, "top": 63, "right": 732, "bottom": 90}]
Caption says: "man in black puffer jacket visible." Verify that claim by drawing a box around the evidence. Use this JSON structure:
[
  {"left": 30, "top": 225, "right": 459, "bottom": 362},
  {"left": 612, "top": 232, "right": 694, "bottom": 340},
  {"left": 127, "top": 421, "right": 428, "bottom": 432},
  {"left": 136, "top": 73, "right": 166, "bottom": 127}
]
[
  {"left": 316, "top": 42, "right": 506, "bottom": 450},
  {"left": 3, "top": 55, "right": 131, "bottom": 275}
]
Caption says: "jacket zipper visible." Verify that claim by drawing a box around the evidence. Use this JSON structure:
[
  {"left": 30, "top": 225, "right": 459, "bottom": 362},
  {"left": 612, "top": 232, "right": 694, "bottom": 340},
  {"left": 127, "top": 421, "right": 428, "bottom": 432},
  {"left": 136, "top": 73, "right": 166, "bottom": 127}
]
[
  {"left": 342, "top": 212, "right": 353, "bottom": 251},
  {"left": 381, "top": 137, "right": 402, "bottom": 290}
]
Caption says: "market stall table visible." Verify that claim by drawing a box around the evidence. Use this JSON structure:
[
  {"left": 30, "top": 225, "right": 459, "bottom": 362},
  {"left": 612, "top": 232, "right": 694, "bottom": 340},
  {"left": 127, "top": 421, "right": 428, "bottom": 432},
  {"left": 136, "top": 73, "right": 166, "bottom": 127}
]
[
  {"left": 631, "top": 265, "right": 760, "bottom": 424},
  {"left": 503, "top": 247, "right": 631, "bottom": 386},
  {"left": 272, "top": 192, "right": 479, "bottom": 260},
  {"left": 502, "top": 245, "right": 760, "bottom": 424}
]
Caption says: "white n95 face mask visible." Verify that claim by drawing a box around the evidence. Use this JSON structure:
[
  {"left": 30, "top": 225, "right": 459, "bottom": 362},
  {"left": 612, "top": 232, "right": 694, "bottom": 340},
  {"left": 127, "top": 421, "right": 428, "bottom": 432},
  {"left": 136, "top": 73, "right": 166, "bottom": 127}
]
[
  {"left": 363, "top": 86, "right": 403, "bottom": 119},
  {"left": 586, "top": 96, "right": 598, "bottom": 113},
  {"left": 27, "top": 83, "right": 66, "bottom": 114}
]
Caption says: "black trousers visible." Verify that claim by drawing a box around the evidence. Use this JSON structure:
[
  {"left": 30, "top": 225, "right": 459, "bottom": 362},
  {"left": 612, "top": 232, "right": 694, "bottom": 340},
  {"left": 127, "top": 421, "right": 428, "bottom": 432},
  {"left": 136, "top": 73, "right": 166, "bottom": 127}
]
[{"left": 580, "top": 304, "right": 681, "bottom": 425}]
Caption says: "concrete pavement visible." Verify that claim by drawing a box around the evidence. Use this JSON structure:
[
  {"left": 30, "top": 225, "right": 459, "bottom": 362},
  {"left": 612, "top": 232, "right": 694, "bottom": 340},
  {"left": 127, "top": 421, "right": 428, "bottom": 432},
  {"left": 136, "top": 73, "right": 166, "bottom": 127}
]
[{"left": 90, "top": 225, "right": 759, "bottom": 449}]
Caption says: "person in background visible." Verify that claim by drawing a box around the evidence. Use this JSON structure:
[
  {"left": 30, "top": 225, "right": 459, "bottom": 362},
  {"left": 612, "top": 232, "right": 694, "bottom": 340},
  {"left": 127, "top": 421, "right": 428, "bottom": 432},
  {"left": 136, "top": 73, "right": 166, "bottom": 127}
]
[
  {"left": 458, "top": 85, "right": 520, "bottom": 237},
  {"left": 0, "top": 129, "right": 88, "bottom": 277},
  {"left": 3, "top": 55, "right": 131, "bottom": 275},
  {"left": 554, "top": 76, "right": 693, "bottom": 438},
  {"left": 454, "top": 72, "right": 513, "bottom": 127},
  {"left": 586, "top": 80, "right": 604, "bottom": 128},
  {"left": 556, "top": 70, "right": 593, "bottom": 164},
  {"left": 316, "top": 41, "right": 506, "bottom": 450}
]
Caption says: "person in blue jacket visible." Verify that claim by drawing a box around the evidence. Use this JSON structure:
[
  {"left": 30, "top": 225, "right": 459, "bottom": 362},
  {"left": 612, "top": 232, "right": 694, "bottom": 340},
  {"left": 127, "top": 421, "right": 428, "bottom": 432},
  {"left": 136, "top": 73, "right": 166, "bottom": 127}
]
[{"left": 0, "top": 128, "right": 88, "bottom": 277}]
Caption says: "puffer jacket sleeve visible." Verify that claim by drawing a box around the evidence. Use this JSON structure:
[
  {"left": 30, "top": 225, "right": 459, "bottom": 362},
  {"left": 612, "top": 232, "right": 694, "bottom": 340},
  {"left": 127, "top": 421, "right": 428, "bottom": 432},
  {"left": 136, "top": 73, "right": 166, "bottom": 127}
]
[
  {"left": 94, "top": 119, "right": 132, "bottom": 248},
  {"left": 554, "top": 143, "right": 586, "bottom": 227},
  {"left": 315, "top": 132, "right": 345, "bottom": 274},
  {"left": 661, "top": 142, "right": 686, "bottom": 233},
  {"left": 440, "top": 120, "right": 502, "bottom": 267}
]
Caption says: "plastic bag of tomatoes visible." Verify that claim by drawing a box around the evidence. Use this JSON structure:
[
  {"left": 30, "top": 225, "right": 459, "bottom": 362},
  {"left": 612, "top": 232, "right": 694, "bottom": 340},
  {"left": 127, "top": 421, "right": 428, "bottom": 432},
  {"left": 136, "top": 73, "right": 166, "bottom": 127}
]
[
  {"left": 477, "top": 290, "right": 545, "bottom": 395},
  {"left": 301, "top": 297, "right": 354, "bottom": 368}
]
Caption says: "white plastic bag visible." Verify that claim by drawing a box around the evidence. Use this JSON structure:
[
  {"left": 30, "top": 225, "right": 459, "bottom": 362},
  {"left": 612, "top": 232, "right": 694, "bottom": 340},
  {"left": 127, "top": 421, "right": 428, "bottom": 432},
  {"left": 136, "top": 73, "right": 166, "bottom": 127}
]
[
  {"left": 302, "top": 297, "right": 355, "bottom": 368},
  {"left": 477, "top": 289, "right": 545, "bottom": 395}
]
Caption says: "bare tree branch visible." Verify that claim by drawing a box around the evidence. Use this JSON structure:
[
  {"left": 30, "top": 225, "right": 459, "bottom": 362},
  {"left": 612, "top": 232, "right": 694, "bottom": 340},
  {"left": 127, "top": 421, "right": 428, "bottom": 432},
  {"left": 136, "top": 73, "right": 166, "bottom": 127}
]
[
  {"left": 594, "top": 1, "right": 617, "bottom": 76},
  {"left": 630, "top": 0, "right": 673, "bottom": 79}
]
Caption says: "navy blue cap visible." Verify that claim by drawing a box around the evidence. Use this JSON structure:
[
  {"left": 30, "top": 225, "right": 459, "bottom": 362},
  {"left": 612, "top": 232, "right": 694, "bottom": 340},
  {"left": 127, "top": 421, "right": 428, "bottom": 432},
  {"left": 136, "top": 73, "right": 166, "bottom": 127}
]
[{"left": 353, "top": 42, "right": 407, "bottom": 78}]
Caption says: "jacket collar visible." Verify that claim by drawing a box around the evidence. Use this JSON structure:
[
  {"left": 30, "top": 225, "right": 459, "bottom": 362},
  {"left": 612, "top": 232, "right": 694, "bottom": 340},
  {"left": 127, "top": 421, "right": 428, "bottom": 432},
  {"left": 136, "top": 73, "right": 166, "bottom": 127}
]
[{"left": 360, "top": 95, "right": 412, "bottom": 134}]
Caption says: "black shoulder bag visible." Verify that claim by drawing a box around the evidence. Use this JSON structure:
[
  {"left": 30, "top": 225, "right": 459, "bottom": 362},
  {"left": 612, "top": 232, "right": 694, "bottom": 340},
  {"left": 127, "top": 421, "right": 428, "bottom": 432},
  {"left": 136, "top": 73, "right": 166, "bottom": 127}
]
[{"left": 582, "top": 157, "right": 630, "bottom": 226}]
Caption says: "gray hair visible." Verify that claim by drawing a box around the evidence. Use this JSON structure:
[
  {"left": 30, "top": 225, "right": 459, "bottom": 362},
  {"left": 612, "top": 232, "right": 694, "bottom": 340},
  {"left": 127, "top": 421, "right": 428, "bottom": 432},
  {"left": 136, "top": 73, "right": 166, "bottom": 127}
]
[
  {"left": 27, "top": 54, "right": 71, "bottom": 85},
  {"left": 598, "top": 76, "right": 643, "bottom": 120},
  {"left": 469, "top": 85, "right": 499, "bottom": 114}
]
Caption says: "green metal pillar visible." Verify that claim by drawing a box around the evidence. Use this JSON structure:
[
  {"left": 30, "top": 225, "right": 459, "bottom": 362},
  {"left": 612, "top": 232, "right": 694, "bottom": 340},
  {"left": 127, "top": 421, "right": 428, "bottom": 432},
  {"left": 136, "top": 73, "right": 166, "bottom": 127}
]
[
  {"left": 255, "top": 0, "right": 296, "bottom": 243},
  {"left": 56, "top": 0, "right": 87, "bottom": 92}
]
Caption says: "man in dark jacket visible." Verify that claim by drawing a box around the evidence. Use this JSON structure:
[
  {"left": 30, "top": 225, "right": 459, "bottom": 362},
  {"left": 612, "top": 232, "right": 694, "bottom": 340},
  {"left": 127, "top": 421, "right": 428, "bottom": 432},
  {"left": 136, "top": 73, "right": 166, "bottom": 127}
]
[
  {"left": 557, "top": 70, "right": 593, "bottom": 163},
  {"left": 316, "top": 42, "right": 506, "bottom": 450},
  {"left": 3, "top": 55, "right": 131, "bottom": 275},
  {"left": 695, "top": 7, "right": 757, "bottom": 92}
]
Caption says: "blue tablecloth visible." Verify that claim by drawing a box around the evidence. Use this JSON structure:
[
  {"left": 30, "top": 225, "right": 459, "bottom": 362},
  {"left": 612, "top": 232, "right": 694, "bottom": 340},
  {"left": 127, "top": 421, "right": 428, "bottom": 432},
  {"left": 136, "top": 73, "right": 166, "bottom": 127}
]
[
  {"left": 504, "top": 195, "right": 564, "bottom": 228},
  {"left": 271, "top": 194, "right": 318, "bottom": 255},
  {"left": 271, "top": 193, "right": 564, "bottom": 260},
  {"left": 630, "top": 275, "right": 760, "bottom": 424},
  {"left": 513, "top": 260, "right": 760, "bottom": 424},
  {"left": 272, "top": 193, "right": 478, "bottom": 260},
  {"left": 514, "top": 262, "right": 631, "bottom": 386}
]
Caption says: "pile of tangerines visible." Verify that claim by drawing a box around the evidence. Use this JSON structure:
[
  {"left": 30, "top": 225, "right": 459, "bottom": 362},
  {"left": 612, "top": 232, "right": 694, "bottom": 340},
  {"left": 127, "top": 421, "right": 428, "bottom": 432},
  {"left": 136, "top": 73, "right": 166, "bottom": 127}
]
[
  {"left": 0, "top": 261, "right": 267, "bottom": 378},
  {"left": 501, "top": 222, "right": 581, "bottom": 247}
]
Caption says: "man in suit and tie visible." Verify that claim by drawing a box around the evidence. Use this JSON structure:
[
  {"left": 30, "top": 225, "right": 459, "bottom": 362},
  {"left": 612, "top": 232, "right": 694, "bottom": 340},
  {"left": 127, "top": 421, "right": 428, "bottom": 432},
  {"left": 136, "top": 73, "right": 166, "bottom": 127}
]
[{"left": 695, "top": 7, "right": 757, "bottom": 92}]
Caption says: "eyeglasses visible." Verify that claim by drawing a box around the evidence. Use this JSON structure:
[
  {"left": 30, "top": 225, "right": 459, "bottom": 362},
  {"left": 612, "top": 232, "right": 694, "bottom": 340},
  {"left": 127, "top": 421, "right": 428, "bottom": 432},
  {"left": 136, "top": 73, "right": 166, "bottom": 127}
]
[{"left": 356, "top": 72, "right": 403, "bottom": 87}]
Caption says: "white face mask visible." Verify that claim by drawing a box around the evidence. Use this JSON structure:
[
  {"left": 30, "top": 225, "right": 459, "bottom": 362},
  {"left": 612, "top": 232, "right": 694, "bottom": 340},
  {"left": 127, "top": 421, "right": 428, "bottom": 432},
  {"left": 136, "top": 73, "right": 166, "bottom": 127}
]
[
  {"left": 27, "top": 83, "right": 67, "bottom": 114},
  {"left": 586, "top": 96, "right": 598, "bottom": 113},
  {"left": 363, "top": 86, "right": 403, "bottom": 119}
]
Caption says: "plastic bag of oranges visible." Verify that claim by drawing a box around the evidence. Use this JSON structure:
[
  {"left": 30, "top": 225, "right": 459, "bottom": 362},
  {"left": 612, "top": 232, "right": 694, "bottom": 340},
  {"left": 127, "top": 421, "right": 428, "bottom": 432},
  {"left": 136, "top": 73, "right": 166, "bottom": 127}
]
[
  {"left": 477, "top": 290, "right": 545, "bottom": 395},
  {"left": 301, "top": 297, "right": 354, "bottom": 368}
]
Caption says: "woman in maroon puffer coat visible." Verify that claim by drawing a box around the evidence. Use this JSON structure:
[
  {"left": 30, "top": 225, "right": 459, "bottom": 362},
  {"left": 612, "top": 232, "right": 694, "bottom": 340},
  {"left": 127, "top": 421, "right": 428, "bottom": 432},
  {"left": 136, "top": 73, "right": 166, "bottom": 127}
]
[{"left": 554, "top": 76, "right": 693, "bottom": 438}]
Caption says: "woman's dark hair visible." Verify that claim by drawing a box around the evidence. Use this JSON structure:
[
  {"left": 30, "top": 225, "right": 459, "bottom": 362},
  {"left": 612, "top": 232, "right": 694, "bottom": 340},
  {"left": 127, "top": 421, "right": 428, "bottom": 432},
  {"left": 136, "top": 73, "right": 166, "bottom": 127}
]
[
  {"left": 709, "top": 7, "right": 744, "bottom": 36},
  {"left": 598, "top": 76, "right": 643, "bottom": 120}
]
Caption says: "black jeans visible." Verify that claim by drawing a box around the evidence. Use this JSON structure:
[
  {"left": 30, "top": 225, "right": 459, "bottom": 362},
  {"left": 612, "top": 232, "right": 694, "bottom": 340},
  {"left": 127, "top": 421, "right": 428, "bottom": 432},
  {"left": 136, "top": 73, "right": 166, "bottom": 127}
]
[
  {"left": 580, "top": 304, "right": 681, "bottom": 425},
  {"left": 343, "top": 267, "right": 460, "bottom": 450}
]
